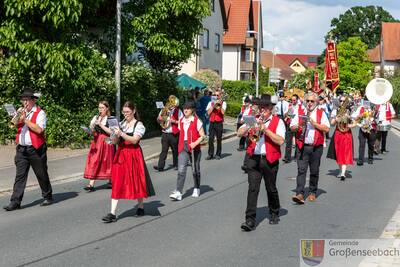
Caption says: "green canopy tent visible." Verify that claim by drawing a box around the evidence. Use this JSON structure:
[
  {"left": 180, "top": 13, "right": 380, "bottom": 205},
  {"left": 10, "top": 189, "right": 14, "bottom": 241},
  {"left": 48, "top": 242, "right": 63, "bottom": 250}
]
[{"left": 176, "top": 73, "right": 206, "bottom": 90}]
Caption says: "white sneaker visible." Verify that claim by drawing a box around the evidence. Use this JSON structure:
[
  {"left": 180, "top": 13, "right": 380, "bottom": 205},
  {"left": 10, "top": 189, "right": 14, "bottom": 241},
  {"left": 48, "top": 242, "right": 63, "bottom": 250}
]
[
  {"left": 192, "top": 188, "right": 200, "bottom": 198},
  {"left": 169, "top": 190, "right": 182, "bottom": 201}
]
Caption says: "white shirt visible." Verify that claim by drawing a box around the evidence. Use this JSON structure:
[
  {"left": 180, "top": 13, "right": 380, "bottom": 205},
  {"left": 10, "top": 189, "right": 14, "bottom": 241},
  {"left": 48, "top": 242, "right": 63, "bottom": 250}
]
[
  {"left": 351, "top": 106, "right": 364, "bottom": 120},
  {"left": 240, "top": 106, "right": 252, "bottom": 123},
  {"left": 18, "top": 105, "right": 46, "bottom": 146},
  {"left": 158, "top": 107, "right": 183, "bottom": 133},
  {"left": 240, "top": 116, "right": 286, "bottom": 155},
  {"left": 290, "top": 108, "right": 330, "bottom": 145},
  {"left": 377, "top": 103, "right": 395, "bottom": 126},
  {"left": 275, "top": 100, "right": 289, "bottom": 117},
  {"left": 292, "top": 104, "right": 306, "bottom": 116},
  {"left": 120, "top": 120, "right": 146, "bottom": 138},
  {"left": 206, "top": 100, "right": 227, "bottom": 112},
  {"left": 178, "top": 116, "right": 203, "bottom": 141},
  {"left": 89, "top": 115, "right": 108, "bottom": 129}
]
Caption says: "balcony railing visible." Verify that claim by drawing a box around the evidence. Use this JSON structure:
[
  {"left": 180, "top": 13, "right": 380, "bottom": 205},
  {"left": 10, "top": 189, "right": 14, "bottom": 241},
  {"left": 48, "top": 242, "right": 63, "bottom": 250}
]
[{"left": 240, "top": 61, "right": 256, "bottom": 72}]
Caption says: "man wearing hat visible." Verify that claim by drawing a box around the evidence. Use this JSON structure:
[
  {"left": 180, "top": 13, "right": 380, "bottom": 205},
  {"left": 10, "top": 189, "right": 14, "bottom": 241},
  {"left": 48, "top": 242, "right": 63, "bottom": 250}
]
[
  {"left": 3, "top": 88, "right": 53, "bottom": 211},
  {"left": 237, "top": 94, "right": 286, "bottom": 230}
]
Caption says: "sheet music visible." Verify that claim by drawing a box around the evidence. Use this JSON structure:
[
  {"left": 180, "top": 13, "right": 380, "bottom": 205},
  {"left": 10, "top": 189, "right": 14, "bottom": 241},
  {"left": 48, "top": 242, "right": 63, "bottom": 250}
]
[
  {"left": 3, "top": 104, "right": 16, "bottom": 116},
  {"left": 156, "top": 102, "right": 164, "bottom": 109},
  {"left": 243, "top": 115, "right": 257, "bottom": 126}
]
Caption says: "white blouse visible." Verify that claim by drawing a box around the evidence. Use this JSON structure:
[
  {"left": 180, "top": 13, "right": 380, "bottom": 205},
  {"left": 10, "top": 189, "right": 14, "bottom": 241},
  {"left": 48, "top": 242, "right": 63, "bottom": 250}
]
[{"left": 120, "top": 120, "right": 146, "bottom": 137}]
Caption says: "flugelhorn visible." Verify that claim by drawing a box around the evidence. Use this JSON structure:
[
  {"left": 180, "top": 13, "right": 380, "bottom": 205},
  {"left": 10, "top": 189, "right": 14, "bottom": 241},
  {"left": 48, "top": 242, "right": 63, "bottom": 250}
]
[{"left": 10, "top": 107, "right": 26, "bottom": 127}]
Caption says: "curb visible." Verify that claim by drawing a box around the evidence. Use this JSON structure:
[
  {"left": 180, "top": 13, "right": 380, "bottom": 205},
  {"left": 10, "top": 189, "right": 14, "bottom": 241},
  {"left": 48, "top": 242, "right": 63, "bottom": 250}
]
[{"left": 0, "top": 132, "right": 238, "bottom": 195}]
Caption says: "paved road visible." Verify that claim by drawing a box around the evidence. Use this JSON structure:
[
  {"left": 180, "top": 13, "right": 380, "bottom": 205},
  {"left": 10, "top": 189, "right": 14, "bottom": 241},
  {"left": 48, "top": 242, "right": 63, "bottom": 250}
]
[{"left": 1, "top": 129, "right": 400, "bottom": 267}]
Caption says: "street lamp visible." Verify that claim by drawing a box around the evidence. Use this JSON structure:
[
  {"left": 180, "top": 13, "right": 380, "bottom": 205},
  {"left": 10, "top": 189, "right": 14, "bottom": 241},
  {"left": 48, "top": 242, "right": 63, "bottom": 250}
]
[
  {"left": 247, "top": 0, "right": 261, "bottom": 97},
  {"left": 115, "top": 0, "right": 122, "bottom": 121}
]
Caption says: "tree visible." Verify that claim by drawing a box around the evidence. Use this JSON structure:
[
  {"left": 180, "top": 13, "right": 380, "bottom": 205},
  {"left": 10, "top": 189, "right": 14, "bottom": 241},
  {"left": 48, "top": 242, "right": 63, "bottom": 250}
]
[
  {"left": 389, "top": 69, "right": 400, "bottom": 106},
  {"left": 337, "top": 37, "right": 374, "bottom": 93},
  {"left": 124, "top": 0, "right": 210, "bottom": 71},
  {"left": 327, "top": 6, "right": 398, "bottom": 49},
  {"left": 289, "top": 68, "right": 323, "bottom": 91},
  {"left": 192, "top": 69, "right": 222, "bottom": 91}
]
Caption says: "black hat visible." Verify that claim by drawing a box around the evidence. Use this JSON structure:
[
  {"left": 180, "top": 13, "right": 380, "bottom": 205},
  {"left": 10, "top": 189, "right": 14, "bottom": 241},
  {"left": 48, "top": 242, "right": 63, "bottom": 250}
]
[
  {"left": 251, "top": 97, "right": 260, "bottom": 106},
  {"left": 244, "top": 96, "right": 251, "bottom": 103},
  {"left": 183, "top": 101, "right": 196, "bottom": 110},
  {"left": 19, "top": 88, "right": 38, "bottom": 99},
  {"left": 259, "top": 94, "right": 275, "bottom": 108}
]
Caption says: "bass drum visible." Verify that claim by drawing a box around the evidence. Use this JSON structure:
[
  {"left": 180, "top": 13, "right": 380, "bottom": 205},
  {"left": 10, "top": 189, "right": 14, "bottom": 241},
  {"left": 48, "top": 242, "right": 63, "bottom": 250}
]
[{"left": 377, "top": 124, "right": 392, "bottom": 131}]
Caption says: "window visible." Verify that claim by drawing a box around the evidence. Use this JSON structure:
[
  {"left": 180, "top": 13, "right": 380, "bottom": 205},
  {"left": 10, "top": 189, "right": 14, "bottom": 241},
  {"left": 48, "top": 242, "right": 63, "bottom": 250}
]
[
  {"left": 245, "top": 49, "right": 252, "bottom": 62},
  {"left": 203, "top": 29, "right": 209, "bottom": 49},
  {"left": 211, "top": 0, "right": 215, "bottom": 12},
  {"left": 215, "top": 33, "right": 220, "bottom": 52}
]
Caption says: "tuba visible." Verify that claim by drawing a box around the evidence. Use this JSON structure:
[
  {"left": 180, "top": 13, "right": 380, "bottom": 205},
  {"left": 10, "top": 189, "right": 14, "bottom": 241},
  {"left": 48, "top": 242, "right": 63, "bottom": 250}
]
[
  {"left": 336, "top": 97, "right": 352, "bottom": 132},
  {"left": 159, "top": 95, "right": 178, "bottom": 129}
]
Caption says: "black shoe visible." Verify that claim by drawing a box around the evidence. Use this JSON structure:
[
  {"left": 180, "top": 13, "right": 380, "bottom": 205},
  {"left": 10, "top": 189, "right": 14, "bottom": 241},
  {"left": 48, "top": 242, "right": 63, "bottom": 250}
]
[
  {"left": 135, "top": 208, "right": 145, "bottom": 217},
  {"left": 83, "top": 185, "right": 96, "bottom": 192},
  {"left": 102, "top": 213, "right": 117, "bottom": 223},
  {"left": 237, "top": 147, "right": 245, "bottom": 151},
  {"left": 153, "top": 166, "right": 164, "bottom": 172},
  {"left": 381, "top": 150, "right": 388, "bottom": 154},
  {"left": 40, "top": 198, "right": 53, "bottom": 206},
  {"left": 3, "top": 202, "right": 21, "bottom": 211},
  {"left": 205, "top": 156, "right": 213, "bottom": 160},
  {"left": 357, "top": 160, "right": 363, "bottom": 166},
  {"left": 241, "top": 220, "right": 256, "bottom": 232},
  {"left": 215, "top": 155, "right": 221, "bottom": 160},
  {"left": 269, "top": 214, "right": 280, "bottom": 225},
  {"left": 241, "top": 166, "right": 247, "bottom": 171},
  {"left": 283, "top": 159, "right": 291, "bottom": 164},
  {"left": 340, "top": 175, "right": 346, "bottom": 181},
  {"left": 368, "top": 159, "right": 373, "bottom": 164},
  {"left": 373, "top": 151, "right": 379, "bottom": 155},
  {"left": 107, "top": 182, "right": 112, "bottom": 189}
]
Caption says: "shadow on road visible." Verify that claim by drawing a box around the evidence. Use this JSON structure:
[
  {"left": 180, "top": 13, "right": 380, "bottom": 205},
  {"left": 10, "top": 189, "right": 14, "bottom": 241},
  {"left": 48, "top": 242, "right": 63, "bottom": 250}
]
[
  {"left": 21, "top": 191, "right": 79, "bottom": 209},
  {"left": 118, "top": 200, "right": 165, "bottom": 219},
  {"left": 182, "top": 185, "right": 215, "bottom": 198},
  {"left": 220, "top": 153, "right": 232, "bottom": 159},
  {"left": 256, "top": 207, "right": 288, "bottom": 225},
  {"left": 326, "top": 169, "right": 353, "bottom": 178}
]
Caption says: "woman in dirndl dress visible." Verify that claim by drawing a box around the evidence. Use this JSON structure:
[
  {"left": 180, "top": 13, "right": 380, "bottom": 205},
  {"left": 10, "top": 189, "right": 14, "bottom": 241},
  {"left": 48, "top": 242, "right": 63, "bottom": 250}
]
[
  {"left": 327, "top": 96, "right": 356, "bottom": 181},
  {"left": 102, "top": 101, "right": 155, "bottom": 223},
  {"left": 83, "top": 101, "right": 115, "bottom": 191}
]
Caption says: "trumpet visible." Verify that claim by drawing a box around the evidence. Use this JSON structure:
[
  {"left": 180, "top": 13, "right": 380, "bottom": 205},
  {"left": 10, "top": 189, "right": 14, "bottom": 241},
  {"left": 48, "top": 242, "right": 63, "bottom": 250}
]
[
  {"left": 248, "top": 117, "right": 268, "bottom": 142},
  {"left": 10, "top": 107, "right": 26, "bottom": 127}
]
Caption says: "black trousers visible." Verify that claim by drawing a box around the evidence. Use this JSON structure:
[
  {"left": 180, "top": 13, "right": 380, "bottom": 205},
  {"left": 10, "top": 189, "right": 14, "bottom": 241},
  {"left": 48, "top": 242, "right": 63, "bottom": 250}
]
[
  {"left": 358, "top": 129, "right": 376, "bottom": 162},
  {"left": 246, "top": 155, "right": 280, "bottom": 223},
  {"left": 295, "top": 145, "right": 323, "bottom": 195},
  {"left": 284, "top": 125, "right": 295, "bottom": 161},
  {"left": 379, "top": 131, "right": 388, "bottom": 152},
  {"left": 10, "top": 144, "right": 53, "bottom": 204},
  {"left": 157, "top": 132, "right": 179, "bottom": 169},
  {"left": 237, "top": 123, "right": 246, "bottom": 149},
  {"left": 208, "top": 121, "right": 223, "bottom": 157}
]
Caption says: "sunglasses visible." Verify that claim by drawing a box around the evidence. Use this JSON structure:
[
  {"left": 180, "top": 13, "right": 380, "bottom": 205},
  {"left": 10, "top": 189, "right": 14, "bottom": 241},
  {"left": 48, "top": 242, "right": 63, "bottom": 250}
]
[{"left": 306, "top": 100, "right": 315, "bottom": 103}]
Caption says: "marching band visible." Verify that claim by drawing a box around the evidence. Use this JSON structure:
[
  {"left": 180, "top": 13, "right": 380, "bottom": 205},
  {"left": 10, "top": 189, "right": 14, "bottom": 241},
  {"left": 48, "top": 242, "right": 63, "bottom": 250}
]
[{"left": 2, "top": 81, "right": 397, "bottom": 232}]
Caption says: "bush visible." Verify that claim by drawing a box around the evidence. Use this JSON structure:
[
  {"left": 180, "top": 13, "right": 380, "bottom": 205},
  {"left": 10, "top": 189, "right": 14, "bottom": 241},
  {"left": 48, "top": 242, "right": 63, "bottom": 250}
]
[
  {"left": 192, "top": 69, "right": 222, "bottom": 91},
  {"left": 222, "top": 80, "right": 275, "bottom": 102},
  {"left": 226, "top": 101, "right": 242, "bottom": 118}
]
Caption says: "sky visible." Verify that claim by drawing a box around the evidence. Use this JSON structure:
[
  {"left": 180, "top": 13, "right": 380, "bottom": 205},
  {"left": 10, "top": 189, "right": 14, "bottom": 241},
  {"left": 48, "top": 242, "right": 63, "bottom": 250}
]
[{"left": 262, "top": 0, "right": 400, "bottom": 55}]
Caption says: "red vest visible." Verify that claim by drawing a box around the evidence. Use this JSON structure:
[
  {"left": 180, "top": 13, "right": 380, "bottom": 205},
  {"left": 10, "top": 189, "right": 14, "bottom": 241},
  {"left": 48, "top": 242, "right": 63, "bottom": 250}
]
[
  {"left": 178, "top": 116, "right": 200, "bottom": 153},
  {"left": 246, "top": 115, "right": 282, "bottom": 164},
  {"left": 240, "top": 105, "right": 253, "bottom": 116},
  {"left": 210, "top": 102, "right": 224, "bottom": 122},
  {"left": 171, "top": 107, "right": 180, "bottom": 135},
  {"left": 376, "top": 103, "right": 393, "bottom": 122},
  {"left": 296, "top": 108, "right": 324, "bottom": 149},
  {"left": 15, "top": 107, "right": 46, "bottom": 149}
]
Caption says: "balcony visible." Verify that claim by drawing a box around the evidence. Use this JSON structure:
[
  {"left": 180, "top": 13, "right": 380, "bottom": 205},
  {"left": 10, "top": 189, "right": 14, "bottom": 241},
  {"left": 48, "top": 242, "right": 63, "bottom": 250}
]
[
  {"left": 240, "top": 61, "right": 256, "bottom": 72},
  {"left": 245, "top": 37, "right": 257, "bottom": 48}
]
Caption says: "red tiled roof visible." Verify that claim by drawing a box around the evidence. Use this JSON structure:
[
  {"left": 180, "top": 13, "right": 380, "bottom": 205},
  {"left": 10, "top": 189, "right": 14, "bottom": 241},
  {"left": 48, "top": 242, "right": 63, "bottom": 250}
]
[
  {"left": 223, "top": 0, "right": 252, "bottom": 45},
  {"left": 260, "top": 50, "right": 294, "bottom": 80},
  {"left": 367, "top": 22, "right": 400, "bottom": 62},
  {"left": 276, "top": 54, "right": 319, "bottom": 68}
]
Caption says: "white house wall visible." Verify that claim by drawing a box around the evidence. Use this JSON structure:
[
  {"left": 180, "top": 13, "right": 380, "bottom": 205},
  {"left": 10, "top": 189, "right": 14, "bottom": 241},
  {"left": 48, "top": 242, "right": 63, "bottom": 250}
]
[{"left": 222, "top": 45, "right": 241, "bottom": 80}]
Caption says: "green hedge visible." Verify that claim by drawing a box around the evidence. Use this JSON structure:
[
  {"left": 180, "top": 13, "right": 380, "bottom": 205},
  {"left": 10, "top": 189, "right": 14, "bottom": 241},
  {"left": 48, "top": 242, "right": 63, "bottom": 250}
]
[
  {"left": 226, "top": 101, "right": 242, "bottom": 118},
  {"left": 222, "top": 80, "right": 275, "bottom": 102}
]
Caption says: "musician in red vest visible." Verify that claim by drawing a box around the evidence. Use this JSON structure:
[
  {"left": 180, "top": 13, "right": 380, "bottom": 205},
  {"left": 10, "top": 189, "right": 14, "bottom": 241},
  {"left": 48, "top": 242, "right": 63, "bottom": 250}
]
[
  {"left": 237, "top": 95, "right": 285, "bottom": 231},
  {"left": 283, "top": 94, "right": 305, "bottom": 163},
  {"left": 375, "top": 101, "right": 395, "bottom": 154},
  {"left": 206, "top": 89, "right": 226, "bottom": 160},
  {"left": 169, "top": 101, "right": 205, "bottom": 201},
  {"left": 351, "top": 98, "right": 377, "bottom": 166},
  {"left": 154, "top": 95, "right": 182, "bottom": 172},
  {"left": 4, "top": 88, "right": 53, "bottom": 211},
  {"left": 236, "top": 96, "right": 252, "bottom": 151},
  {"left": 291, "top": 93, "right": 330, "bottom": 205}
]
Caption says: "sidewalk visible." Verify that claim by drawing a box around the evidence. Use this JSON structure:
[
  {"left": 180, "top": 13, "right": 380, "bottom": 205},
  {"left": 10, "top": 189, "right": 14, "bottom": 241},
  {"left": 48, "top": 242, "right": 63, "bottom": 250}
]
[{"left": 0, "top": 117, "right": 238, "bottom": 193}]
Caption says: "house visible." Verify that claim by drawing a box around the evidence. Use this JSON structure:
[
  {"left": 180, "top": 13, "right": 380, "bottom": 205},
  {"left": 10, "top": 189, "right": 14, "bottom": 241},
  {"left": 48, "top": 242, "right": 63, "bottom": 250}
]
[
  {"left": 259, "top": 50, "right": 294, "bottom": 82},
  {"left": 275, "top": 54, "right": 319, "bottom": 73},
  {"left": 222, "top": 0, "right": 262, "bottom": 81},
  {"left": 179, "top": 0, "right": 228, "bottom": 76},
  {"left": 368, "top": 22, "right": 400, "bottom": 77}
]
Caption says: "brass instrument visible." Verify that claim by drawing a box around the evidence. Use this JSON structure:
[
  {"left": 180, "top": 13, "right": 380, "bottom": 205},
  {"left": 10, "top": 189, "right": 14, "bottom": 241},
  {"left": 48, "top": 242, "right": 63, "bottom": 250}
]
[
  {"left": 214, "top": 99, "right": 222, "bottom": 110},
  {"left": 248, "top": 117, "right": 269, "bottom": 142},
  {"left": 10, "top": 107, "right": 27, "bottom": 128},
  {"left": 336, "top": 97, "right": 352, "bottom": 132},
  {"left": 159, "top": 95, "right": 178, "bottom": 129}
]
